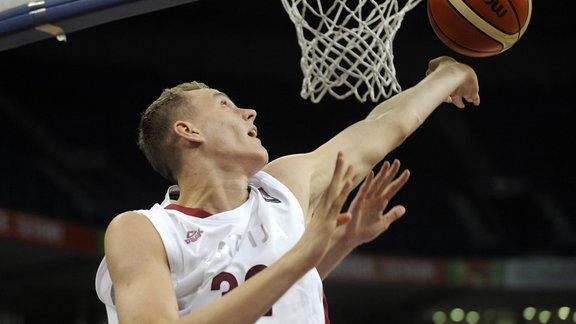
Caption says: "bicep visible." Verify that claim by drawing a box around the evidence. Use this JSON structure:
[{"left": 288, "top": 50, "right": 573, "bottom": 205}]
[
  {"left": 266, "top": 120, "right": 400, "bottom": 210},
  {"left": 105, "top": 212, "right": 179, "bottom": 324},
  {"left": 264, "top": 153, "right": 316, "bottom": 217}
]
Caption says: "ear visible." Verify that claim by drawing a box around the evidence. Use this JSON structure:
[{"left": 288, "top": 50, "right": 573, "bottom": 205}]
[{"left": 174, "top": 120, "right": 204, "bottom": 144}]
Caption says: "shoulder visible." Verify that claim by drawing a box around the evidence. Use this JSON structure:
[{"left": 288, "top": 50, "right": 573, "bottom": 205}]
[
  {"left": 106, "top": 211, "right": 152, "bottom": 237},
  {"left": 262, "top": 151, "right": 340, "bottom": 216},
  {"left": 103, "top": 211, "right": 173, "bottom": 317},
  {"left": 104, "top": 211, "right": 167, "bottom": 267},
  {"left": 263, "top": 154, "right": 315, "bottom": 212}
]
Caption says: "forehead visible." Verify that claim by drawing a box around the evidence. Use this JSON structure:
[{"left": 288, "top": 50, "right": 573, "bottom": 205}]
[
  {"left": 178, "top": 88, "right": 217, "bottom": 115},
  {"left": 185, "top": 88, "right": 227, "bottom": 105}
]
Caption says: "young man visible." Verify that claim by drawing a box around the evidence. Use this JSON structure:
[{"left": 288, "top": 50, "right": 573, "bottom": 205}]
[{"left": 95, "top": 56, "right": 480, "bottom": 323}]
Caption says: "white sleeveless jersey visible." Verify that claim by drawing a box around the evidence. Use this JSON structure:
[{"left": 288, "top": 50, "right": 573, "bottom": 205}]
[{"left": 95, "top": 171, "right": 326, "bottom": 324}]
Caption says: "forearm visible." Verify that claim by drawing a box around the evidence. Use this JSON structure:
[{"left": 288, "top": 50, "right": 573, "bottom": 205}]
[
  {"left": 176, "top": 249, "right": 312, "bottom": 324},
  {"left": 316, "top": 233, "right": 356, "bottom": 279},
  {"left": 340, "top": 63, "right": 473, "bottom": 172},
  {"left": 274, "top": 60, "right": 477, "bottom": 226},
  {"left": 315, "top": 68, "right": 472, "bottom": 277},
  {"left": 367, "top": 63, "right": 470, "bottom": 129}
]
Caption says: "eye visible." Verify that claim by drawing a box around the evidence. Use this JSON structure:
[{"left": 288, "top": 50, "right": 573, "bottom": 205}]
[{"left": 220, "top": 99, "right": 228, "bottom": 106}]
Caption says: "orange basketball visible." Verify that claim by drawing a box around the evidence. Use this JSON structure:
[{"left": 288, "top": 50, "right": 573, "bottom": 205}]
[{"left": 427, "top": 0, "right": 532, "bottom": 57}]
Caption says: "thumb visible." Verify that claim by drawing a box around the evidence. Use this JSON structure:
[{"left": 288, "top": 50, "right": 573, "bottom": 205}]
[
  {"left": 336, "top": 212, "right": 352, "bottom": 227},
  {"left": 385, "top": 206, "right": 406, "bottom": 224}
]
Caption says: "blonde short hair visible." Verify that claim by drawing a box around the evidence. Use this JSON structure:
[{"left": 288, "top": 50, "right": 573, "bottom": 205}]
[{"left": 137, "top": 81, "right": 209, "bottom": 182}]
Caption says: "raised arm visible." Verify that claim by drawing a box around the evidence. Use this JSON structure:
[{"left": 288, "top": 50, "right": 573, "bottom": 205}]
[{"left": 264, "top": 56, "right": 479, "bottom": 218}]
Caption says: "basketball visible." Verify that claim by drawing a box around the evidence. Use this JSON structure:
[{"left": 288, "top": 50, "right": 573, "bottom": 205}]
[{"left": 427, "top": 0, "right": 532, "bottom": 57}]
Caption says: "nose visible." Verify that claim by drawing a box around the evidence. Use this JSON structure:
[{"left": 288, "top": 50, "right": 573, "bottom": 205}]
[{"left": 241, "top": 108, "right": 257, "bottom": 121}]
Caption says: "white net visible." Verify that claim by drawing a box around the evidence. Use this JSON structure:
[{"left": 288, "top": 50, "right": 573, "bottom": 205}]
[{"left": 281, "top": 0, "right": 423, "bottom": 103}]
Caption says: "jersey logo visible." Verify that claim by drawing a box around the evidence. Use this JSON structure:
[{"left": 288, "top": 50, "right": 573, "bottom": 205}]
[
  {"left": 184, "top": 228, "right": 204, "bottom": 244},
  {"left": 258, "top": 187, "right": 281, "bottom": 203}
]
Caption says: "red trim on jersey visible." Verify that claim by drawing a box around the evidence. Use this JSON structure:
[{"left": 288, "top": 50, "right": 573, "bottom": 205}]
[
  {"left": 165, "top": 204, "right": 213, "bottom": 218},
  {"left": 323, "top": 290, "right": 331, "bottom": 324}
]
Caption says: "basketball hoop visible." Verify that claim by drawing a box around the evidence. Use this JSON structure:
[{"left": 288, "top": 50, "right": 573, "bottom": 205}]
[{"left": 281, "top": 0, "right": 423, "bottom": 103}]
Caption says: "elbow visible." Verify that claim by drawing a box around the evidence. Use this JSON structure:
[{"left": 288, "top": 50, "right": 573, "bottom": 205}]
[
  {"left": 388, "top": 119, "right": 413, "bottom": 149},
  {"left": 357, "top": 120, "right": 411, "bottom": 169},
  {"left": 389, "top": 110, "right": 424, "bottom": 147}
]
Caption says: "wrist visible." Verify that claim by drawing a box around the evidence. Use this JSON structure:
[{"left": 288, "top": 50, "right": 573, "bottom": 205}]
[
  {"left": 333, "top": 233, "right": 360, "bottom": 254},
  {"left": 447, "top": 62, "right": 475, "bottom": 82},
  {"left": 285, "top": 240, "right": 324, "bottom": 273}
]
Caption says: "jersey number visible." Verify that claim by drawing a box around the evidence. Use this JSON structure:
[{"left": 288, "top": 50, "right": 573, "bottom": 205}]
[{"left": 211, "top": 264, "right": 272, "bottom": 316}]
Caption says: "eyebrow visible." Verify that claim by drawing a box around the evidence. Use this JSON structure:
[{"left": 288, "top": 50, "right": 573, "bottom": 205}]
[
  {"left": 213, "top": 92, "right": 231, "bottom": 100},
  {"left": 213, "top": 91, "right": 237, "bottom": 107}
]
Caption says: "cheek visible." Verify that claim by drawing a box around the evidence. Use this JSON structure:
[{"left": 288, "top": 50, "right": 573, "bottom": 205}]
[
  {"left": 203, "top": 119, "right": 227, "bottom": 134},
  {"left": 205, "top": 123, "right": 243, "bottom": 144}
]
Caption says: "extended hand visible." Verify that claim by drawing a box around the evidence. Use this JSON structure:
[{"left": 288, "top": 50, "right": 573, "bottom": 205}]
[
  {"left": 426, "top": 56, "right": 480, "bottom": 109},
  {"left": 343, "top": 159, "right": 410, "bottom": 246}
]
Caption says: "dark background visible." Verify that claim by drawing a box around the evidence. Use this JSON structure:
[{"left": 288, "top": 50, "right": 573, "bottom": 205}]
[{"left": 0, "top": 1, "right": 574, "bottom": 323}]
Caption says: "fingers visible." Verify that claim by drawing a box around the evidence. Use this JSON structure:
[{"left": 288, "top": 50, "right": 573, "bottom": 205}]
[
  {"left": 448, "top": 94, "right": 480, "bottom": 108},
  {"left": 355, "top": 170, "right": 374, "bottom": 199},
  {"left": 320, "top": 155, "right": 409, "bottom": 232},
  {"left": 328, "top": 177, "right": 352, "bottom": 219},
  {"left": 451, "top": 95, "right": 466, "bottom": 109},
  {"left": 355, "top": 160, "right": 397, "bottom": 200},
  {"left": 466, "top": 94, "right": 481, "bottom": 106},
  {"left": 382, "top": 205, "right": 406, "bottom": 227},
  {"left": 348, "top": 159, "right": 409, "bottom": 218},
  {"left": 382, "top": 169, "right": 410, "bottom": 200},
  {"left": 375, "top": 159, "right": 400, "bottom": 191},
  {"left": 327, "top": 152, "right": 354, "bottom": 197},
  {"left": 336, "top": 212, "right": 352, "bottom": 227},
  {"left": 328, "top": 159, "right": 353, "bottom": 227},
  {"left": 448, "top": 93, "right": 481, "bottom": 108},
  {"left": 438, "top": 60, "right": 479, "bottom": 108},
  {"left": 317, "top": 152, "right": 354, "bottom": 222},
  {"left": 371, "top": 159, "right": 410, "bottom": 200}
]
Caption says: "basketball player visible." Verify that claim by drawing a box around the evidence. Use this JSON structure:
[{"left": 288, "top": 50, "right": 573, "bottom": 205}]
[{"left": 95, "top": 55, "right": 480, "bottom": 324}]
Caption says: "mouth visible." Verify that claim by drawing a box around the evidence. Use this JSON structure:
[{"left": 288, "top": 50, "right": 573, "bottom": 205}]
[{"left": 248, "top": 127, "right": 258, "bottom": 138}]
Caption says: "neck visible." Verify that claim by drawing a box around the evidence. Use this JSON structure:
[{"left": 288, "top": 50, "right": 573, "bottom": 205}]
[{"left": 175, "top": 167, "right": 252, "bottom": 214}]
